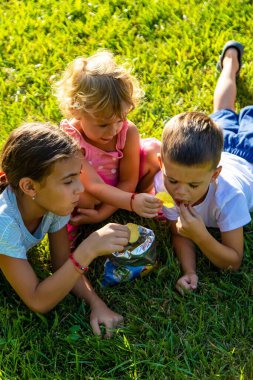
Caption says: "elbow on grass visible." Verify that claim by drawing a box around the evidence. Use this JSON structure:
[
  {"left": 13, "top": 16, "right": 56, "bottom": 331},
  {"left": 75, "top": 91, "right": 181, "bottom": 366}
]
[
  {"left": 224, "top": 259, "right": 242, "bottom": 272},
  {"left": 26, "top": 301, "right": 52, "bottom": 315}
]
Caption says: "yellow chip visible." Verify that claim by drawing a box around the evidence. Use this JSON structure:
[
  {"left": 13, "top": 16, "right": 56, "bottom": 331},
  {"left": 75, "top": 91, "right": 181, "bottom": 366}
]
[
  {"left": 155, "top": 192, "right": 174, "bottom": 208},
  {"left": 126, "top": 223, "right": 140, "bottom": 243}
]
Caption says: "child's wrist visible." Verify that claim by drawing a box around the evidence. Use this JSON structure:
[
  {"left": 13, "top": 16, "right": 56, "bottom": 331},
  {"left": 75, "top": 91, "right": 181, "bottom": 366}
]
[
  {"left": 69, "top": 252, "right": 89, "bottom": 274},
  {"left": 130, "top": 193, "right": 137, "bottom": 212},
  {"left": 73, "top": 243, "right": 97, "bottom": 266}
]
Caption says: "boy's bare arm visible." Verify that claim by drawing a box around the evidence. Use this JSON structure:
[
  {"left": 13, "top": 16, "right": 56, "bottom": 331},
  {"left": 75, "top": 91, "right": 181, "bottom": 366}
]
[
  {"left": 194, "top": 228, "right": 243, "bottom": 270},
  {"left": 170, "top": 221, "right": 196, "bottom": 274},
  {"left": 170, "top": 221, "right": 198, "bottom": 293},
  {"left": 177, "top": 204, "right": 244, "bottom": 270}
]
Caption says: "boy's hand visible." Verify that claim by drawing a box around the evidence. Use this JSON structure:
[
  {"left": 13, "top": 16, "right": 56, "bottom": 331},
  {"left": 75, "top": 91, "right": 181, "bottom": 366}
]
[
  {"left": 176, "top": 204, "right": 207, "bottom": 240},
  {"left": 84, "top": 223, "right": 129, "bottom": 257},
  {"left": 90, "top": 299, "right": 124, "bottom": 338},
  {"left": 132, "top": 193, "right": 162, "bottom": 218},
  {"left": 176, "top": 273, "right": 198, "bottom": 295}
]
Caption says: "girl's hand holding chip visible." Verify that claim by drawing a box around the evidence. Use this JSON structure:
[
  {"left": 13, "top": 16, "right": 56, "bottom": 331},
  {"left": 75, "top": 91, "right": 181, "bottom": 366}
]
[
  {"left": 131, "top": 193, "right": 162, "bottom": 218},
  {"left": 155, "top": 192, "right": 175, "bottom": 208}
]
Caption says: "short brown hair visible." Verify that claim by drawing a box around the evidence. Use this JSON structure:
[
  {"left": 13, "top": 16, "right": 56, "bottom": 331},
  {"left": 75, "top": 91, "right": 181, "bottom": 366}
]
[{"left": 161, "top": 112, "right": 224, "bottom": 168}]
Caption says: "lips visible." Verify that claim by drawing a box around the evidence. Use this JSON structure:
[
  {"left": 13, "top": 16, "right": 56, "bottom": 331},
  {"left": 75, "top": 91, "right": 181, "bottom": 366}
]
[{"left": 175, "top": 199, "right": 190, "bottom": 207}]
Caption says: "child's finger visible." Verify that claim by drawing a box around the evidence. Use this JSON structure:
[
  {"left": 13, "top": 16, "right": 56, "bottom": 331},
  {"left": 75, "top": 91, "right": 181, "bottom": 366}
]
[
  {"left": 179, "top": 203, "right": 193, "bottom": 220},
  {"left": 90, "top": 318, "right": 102, "bottom": 336},
  {"left": 187, "top": 205, "right": 200, "bottom": 218},
  {"left": 189, "top": 274, "right": 198, "bottom": 289},
  {"left": 141, "top": 211, "right": 159, "bottom": 218},
  {"left": 175, "top": 283, "right": 185, "bottom": 296}
]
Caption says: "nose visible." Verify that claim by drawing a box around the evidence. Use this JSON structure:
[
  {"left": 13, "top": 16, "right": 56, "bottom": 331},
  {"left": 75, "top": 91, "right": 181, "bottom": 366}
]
[{"left": 174, "top": 184, "right": 188, "bottom": 199}]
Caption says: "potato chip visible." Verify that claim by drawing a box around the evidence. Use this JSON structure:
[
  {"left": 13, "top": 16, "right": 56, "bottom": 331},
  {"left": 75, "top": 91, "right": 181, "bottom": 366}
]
[
  {"left": 155, "top": 192, "right": 174, "bottom": 208},
  {"left": 126, "top": 223, "right": 140, "bottom": 243}
]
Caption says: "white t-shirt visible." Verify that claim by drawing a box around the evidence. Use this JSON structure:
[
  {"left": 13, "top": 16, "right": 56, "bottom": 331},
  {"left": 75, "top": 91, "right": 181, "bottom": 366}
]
[
  {"left": 0, "top": 186, "right": 70, "bottom": 259},
  {"left": 154, "top": 152, "right": 253, "bottom": 232}
]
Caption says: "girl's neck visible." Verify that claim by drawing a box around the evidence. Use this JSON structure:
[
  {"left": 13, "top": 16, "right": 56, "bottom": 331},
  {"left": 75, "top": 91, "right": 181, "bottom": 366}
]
[{"left": 16, "top": 194, "right": 44, "bottom": 233}]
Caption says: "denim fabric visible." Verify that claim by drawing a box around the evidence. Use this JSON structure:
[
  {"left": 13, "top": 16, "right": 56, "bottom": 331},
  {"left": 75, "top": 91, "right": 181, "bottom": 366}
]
[{"left": 210, "top": 106, "right": 253, "bottom": 163}]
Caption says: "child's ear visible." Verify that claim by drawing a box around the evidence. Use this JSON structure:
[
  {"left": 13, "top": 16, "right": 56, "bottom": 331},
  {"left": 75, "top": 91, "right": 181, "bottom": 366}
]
[
  {"left": 157, "top": 153, "right": 162, "bottom": 169},
  {"left": 70, "top": 107, "right": 82, "bottom": 120},
  {"left": 19, "top": 178, "right": 37, "bottom": 198},
  {"left": 211, "top": 166, "right": 222, "bottom": 182}
]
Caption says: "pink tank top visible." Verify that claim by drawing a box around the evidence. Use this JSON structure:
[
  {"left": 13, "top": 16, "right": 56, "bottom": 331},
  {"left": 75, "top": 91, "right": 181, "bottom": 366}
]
[{"left": 60, "top": 119, "right": 129, "bottom": 186}]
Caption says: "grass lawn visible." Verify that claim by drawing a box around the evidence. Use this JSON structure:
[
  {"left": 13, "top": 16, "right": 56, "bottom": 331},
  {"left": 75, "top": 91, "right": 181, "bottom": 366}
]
[{"left": 0, "top": 0, "right": 253, "bottom": 378}]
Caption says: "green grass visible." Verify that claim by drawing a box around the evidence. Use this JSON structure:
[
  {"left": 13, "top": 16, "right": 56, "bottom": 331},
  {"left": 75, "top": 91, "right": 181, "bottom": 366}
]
[{"left": 0, "top": 0, "right": 253, "bottom": 378}]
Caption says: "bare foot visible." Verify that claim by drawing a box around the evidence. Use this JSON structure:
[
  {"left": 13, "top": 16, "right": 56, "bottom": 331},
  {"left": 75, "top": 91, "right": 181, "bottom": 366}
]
[{"left": 222, "top": 47, "right": 240, "bottom": 74}]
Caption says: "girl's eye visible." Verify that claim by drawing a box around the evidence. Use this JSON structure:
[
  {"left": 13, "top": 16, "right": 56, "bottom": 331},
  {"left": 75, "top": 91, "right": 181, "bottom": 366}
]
[
  {"left": 64, "top": 180, "right": 73, "bottom": 185},
  {"left": 168, "top": 179, "right": 177, "bottom": 184}
]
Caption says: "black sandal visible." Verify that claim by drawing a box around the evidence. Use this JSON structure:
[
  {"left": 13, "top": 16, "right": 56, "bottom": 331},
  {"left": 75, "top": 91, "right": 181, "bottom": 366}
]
[{"left": 216, "top": 40, "right": 244, "bottom": 75}]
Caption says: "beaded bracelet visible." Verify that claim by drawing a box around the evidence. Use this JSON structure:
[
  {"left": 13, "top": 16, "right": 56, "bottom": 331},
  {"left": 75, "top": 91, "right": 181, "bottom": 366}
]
[
  {"left": 130, "top": 192, "right": 137, "bottom": 212},
  {"left": 69, "top": 253, "right": 89, "bottom": 274}
]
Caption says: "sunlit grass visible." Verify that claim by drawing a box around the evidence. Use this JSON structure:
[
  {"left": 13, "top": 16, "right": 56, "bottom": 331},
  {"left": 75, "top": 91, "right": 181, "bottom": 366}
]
[{"left": 0, "top": 0, "right": 253, "bottom": 378}]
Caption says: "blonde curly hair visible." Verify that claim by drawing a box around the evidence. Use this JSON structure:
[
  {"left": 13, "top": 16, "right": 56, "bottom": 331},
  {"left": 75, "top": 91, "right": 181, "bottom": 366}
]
[{"left": 53, "top": 50, "right": 143, "bottom": 119}]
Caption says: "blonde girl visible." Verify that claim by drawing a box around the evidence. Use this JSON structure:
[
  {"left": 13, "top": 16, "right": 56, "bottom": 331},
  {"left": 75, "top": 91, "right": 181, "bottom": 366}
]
[
  {"left": 54, "top": 51, "right": 162, "bottom": 245},
  {"left": 0, "top": 123, "right": 130, "bottom": 338}
]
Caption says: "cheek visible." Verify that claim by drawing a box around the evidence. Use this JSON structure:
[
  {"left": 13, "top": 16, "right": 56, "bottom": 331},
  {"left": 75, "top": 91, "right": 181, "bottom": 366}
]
[
  {"left": 115, "top": 122, "right": 124, "bottom": 134},
  {"left": 164, "top": 181, "right": 173, "bottom": 194}
]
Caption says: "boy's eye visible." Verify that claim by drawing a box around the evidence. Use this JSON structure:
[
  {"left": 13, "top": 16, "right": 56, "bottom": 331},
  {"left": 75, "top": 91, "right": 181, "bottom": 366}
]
[
  {"left": 64, "top": 180, "right": 73, "bottom": 185},
  {"left": 189, "top": 184, "right": 199, "bottom": 189},
  {"left": 168, "top": 179, "right": 177, "bottom": 184}
]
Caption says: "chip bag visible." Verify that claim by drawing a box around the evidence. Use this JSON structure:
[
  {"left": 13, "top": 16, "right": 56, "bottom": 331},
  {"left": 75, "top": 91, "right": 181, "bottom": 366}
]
[{"left": 102, "top": 225, "right": 156, "bottom": 286}]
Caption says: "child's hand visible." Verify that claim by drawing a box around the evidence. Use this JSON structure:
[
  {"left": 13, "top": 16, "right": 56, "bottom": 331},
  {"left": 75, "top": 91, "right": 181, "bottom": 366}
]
[
  {"left": 70, "top": 208, "right": 100, "bottom": 225},
  {"left": 84, "top": 223, "right": 129, "bottom": 257},
  {"left": 90, "top": 299, "right": 124, "bottom": 338},
  {"left": 176, "top": 204, "right": 207, "bottom": 240},
  {"left": 176, "top": 273, "right": 198, "bottom": 295},
  {"left": 132, "top": 193, "right": 162, "bottom": 218}
]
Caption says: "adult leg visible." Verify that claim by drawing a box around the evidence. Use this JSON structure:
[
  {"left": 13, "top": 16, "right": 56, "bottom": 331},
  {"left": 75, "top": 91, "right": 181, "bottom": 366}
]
[{"left": 213, "top": 48, "right": 239, "bottom": 112}]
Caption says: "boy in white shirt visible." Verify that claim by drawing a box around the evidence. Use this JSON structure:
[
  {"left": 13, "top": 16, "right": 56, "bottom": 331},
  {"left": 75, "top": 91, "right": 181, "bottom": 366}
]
[{"left": 155, "top": 40, "right": 253, "bottom": 294}]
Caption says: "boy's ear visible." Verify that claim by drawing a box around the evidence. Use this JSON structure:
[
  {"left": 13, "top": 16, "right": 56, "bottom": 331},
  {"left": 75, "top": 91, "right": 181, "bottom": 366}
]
[
  {"left": 19, "top": 178, "right": 37, "bottom": 198},
  {"left": 211, "top": 166, "right": 222, "bottom": 182},
  {"left": 157, "top": 153, "right": 162, "bottom": 169}
]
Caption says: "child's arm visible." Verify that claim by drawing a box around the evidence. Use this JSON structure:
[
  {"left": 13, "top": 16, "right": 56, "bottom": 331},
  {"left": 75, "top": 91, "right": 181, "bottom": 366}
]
[
  {"left": 176, "top": 204, "right": 244, "bottom": 270},
  {"left": 72, "top": 158, "right": 162, "bottom": 225},
  {"left": 0, "top": 224, "right": 129, "bottom": 337},
  {"left": 170, "top": 221, "right": 198, "bottom": 294},
  {"left": 73, "top": 122, "right": 161, "bottom": 224},
  {"left": 49, "top": 226, "right": 124, "bottom": 337},
  {"left": 116, "top": 122, "right": 141, "bottom": 192}
]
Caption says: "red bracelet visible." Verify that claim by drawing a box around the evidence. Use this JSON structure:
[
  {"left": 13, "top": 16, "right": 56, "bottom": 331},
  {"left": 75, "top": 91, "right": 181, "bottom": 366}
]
[
  {"left": 69, "top": 253, "right": 89, "bottom": 274},
  {"left": 130, "top": 192, "right": 137, "bottom": 212}
]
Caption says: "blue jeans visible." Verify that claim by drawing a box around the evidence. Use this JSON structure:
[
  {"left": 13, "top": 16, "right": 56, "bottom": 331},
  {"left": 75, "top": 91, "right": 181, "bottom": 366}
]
[{"left": 210, "top": 106, "right": 253, "bottom": 163}]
